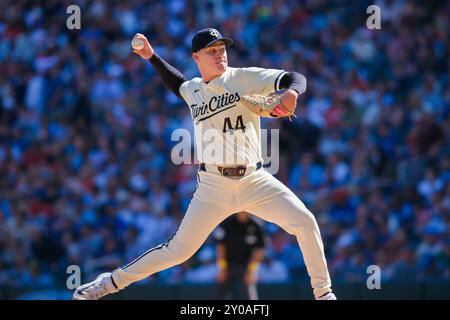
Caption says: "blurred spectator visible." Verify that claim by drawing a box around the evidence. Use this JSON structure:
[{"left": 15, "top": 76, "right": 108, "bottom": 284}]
[
  {"left": 0, "top": 0, "right": 449, "bottom": 290},
  {"left": 258, "top": 253, "right": 290, "bottom": 284},
  {"left": 417, "top": 167, "right": 444, "bottom": 203},
  {"left": 184, "top": 246, "right": 218, "bottom": 284}
]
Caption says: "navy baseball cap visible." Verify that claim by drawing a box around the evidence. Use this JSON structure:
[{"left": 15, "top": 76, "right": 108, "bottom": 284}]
[{"left": 191, "top": 28, "right": 233, "bottom": 53}]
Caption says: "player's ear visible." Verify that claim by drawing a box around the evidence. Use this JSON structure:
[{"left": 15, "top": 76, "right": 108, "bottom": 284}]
[{"left": 192, "top": 52, "right": 199, "bottom": 62}]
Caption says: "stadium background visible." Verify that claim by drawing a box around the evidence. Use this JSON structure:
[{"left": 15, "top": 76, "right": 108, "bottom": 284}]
[{"left": 0, "top": 0, "right": 449, "bottom": 299}]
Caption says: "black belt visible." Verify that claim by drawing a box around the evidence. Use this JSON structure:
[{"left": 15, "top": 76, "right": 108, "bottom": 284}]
[{"left": 199, "top": 161, "right": 262, "bottom": 177}]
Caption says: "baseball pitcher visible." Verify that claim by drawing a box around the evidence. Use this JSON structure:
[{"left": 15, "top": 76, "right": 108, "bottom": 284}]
[{"left": 73, "top": 28, "right": 336, "bottom": 300}]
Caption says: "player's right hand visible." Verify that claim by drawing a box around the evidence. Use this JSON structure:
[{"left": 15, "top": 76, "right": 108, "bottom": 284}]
[{"left": 132, "top": 33, "right": 154, "bottom": 60}]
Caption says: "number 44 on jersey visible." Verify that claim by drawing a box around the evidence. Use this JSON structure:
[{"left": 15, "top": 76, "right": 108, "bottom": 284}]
[{"left": 223, "top": 115, "right": 246, "bottom": 133}]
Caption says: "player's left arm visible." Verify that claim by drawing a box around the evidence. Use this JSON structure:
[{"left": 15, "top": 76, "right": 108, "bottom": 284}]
[{"left": 278, "top": 72, "right": 307, "bottom": 114}]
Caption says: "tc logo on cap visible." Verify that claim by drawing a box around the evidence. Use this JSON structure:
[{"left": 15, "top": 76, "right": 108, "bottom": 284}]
[
  {"left": 191, "top": 28, "right": 233, "bottom": 52},
  {"left": 209, "top": 29, "right": 220, "bottom": 38}
]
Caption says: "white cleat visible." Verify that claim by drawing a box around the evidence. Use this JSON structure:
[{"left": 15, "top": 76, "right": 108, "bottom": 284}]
[
  {"left": 73, "top": 273, "right": 119, "bottom": 300},
  {"left": 316, "top": 292, "right": 337, "bottom": 300}
]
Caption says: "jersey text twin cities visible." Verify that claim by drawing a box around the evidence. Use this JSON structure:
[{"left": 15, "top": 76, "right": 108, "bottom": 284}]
[{"left": 190, "top": 92, "right": 240, "bottom": 118}]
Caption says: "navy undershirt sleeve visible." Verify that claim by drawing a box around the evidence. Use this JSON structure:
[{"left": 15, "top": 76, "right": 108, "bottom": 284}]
[
  {"left": 279, "top": 72, "right": 307, "bottom": 96},
  {"left": 148, "top": 53, "right": 188, "bottom": 100}
]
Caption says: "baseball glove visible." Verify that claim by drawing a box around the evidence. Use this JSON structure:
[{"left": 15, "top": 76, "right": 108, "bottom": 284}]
[{"left": 241, "top": 93, "right": 297, "bottom": 120}]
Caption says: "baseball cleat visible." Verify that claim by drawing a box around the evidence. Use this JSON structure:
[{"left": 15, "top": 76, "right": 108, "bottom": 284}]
[
  {"left": 316, "top": 292, "right": 337, "bottom": 300},
  {"left": 73, "top": 272, "right": 119, "bottom": 300}
]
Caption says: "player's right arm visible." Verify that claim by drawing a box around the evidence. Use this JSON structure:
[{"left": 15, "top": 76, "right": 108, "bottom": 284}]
[{"left": 132, "top": 33, "right": 187, "bottom": 100}]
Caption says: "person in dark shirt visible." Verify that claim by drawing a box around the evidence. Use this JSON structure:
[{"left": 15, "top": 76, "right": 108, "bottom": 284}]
[{"left": 213, "top": 211, "right": 265, "bottom": 300}]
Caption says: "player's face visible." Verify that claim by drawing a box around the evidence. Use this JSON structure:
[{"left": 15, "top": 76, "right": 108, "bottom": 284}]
[
  {"left": 193, "top": 42, "right": 228, "bottom": 80},
  {"left": 203, "top": 44, "right": 227, "bottom": 72}
]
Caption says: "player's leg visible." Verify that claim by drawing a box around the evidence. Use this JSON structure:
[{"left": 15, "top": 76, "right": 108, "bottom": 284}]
[
  {"left": 112, "top": 197, "right": 230, "bottom": 289},
  {"left": 73, "top": 171, "right": 233, "bottom": 299},
  {"left": 242, "top": 170, "right": 334, "bottom": 300}
]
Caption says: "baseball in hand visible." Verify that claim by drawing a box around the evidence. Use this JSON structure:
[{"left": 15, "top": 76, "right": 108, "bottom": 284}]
[{"left": 131, "top": 36, "right": 144, "bottom": 50}]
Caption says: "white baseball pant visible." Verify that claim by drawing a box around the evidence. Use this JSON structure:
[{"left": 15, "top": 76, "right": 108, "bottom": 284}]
[{"left": 111, "top": 167, "right": 332, "bottom": 298}]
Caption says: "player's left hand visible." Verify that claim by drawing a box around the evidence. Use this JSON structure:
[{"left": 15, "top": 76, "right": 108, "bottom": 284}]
[
  {"left": 278, "top": 89, "right": 299, "bottom": 116},
  {"left": 241, "top": 91, "right": 298, "bottom": 120}
]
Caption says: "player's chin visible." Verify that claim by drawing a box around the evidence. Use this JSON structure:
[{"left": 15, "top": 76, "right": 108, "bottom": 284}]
[{"left": 216, "top": 62, "right": 227, "bottom": 72}]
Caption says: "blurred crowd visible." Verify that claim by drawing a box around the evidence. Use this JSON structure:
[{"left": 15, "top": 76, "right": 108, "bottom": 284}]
[{"left": 0, "top": 0, "right": 449, "bottom": 291}]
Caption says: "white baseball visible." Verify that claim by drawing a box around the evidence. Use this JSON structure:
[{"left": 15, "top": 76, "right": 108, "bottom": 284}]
[{"left": 131, "top": 37, "right": 144, "bottom": 50}]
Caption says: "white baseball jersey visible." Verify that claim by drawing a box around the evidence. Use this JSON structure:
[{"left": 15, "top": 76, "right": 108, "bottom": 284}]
[{"left": 179, "top": 67, "right": 287, "bottom": 166}]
